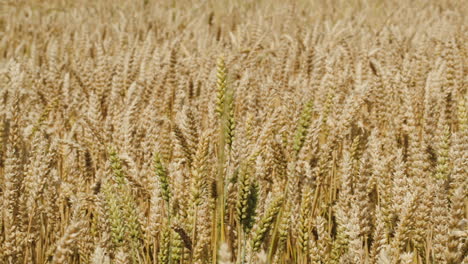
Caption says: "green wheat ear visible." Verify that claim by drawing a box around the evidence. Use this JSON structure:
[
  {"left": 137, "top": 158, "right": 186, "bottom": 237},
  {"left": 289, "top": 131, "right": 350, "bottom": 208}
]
[
  {"left": 216, "top": 55, "right": 227, "bottom": 118},
  {"left": 293, "top": 99, "right": 314, "bottom": 154},
  {"left": 224, "top": 87, "right": 235, "bottom": 150},
  {"left": 252, "top": 196, "right": 284, "bottom": 252},
  {"left": 158, "top": 226, "right": 171, "bottom": 264},
  {"left": 107, "top": 148, "right": 142, "bottom": 262},
  {"left": 103, "top": 180, "right": 126, "bottom": 248},
  {"left": 154, "top": 151, "right": 171, "bottom": 203},
  {"left": 236, "top": 153, "right": 260, "bottom": 232},
  {"left": 215, "top": 55, "right": 235, "bottom": 150}
]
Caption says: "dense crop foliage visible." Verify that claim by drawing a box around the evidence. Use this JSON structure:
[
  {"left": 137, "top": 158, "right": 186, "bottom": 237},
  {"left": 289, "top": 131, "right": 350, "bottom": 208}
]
[{"left": 0, "top": 0, "right": 466, "bottom": 263}]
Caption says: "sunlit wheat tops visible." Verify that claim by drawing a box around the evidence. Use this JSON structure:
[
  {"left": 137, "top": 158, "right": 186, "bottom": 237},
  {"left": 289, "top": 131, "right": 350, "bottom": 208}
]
[{"left": 0, "top": 0, "right": 467, "bottom": 263}]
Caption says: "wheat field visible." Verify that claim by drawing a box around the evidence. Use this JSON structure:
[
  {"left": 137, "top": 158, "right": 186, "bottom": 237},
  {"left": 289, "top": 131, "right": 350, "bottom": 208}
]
[{"left": 0, "top": 0, "right": 466, "bottom": 263}]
